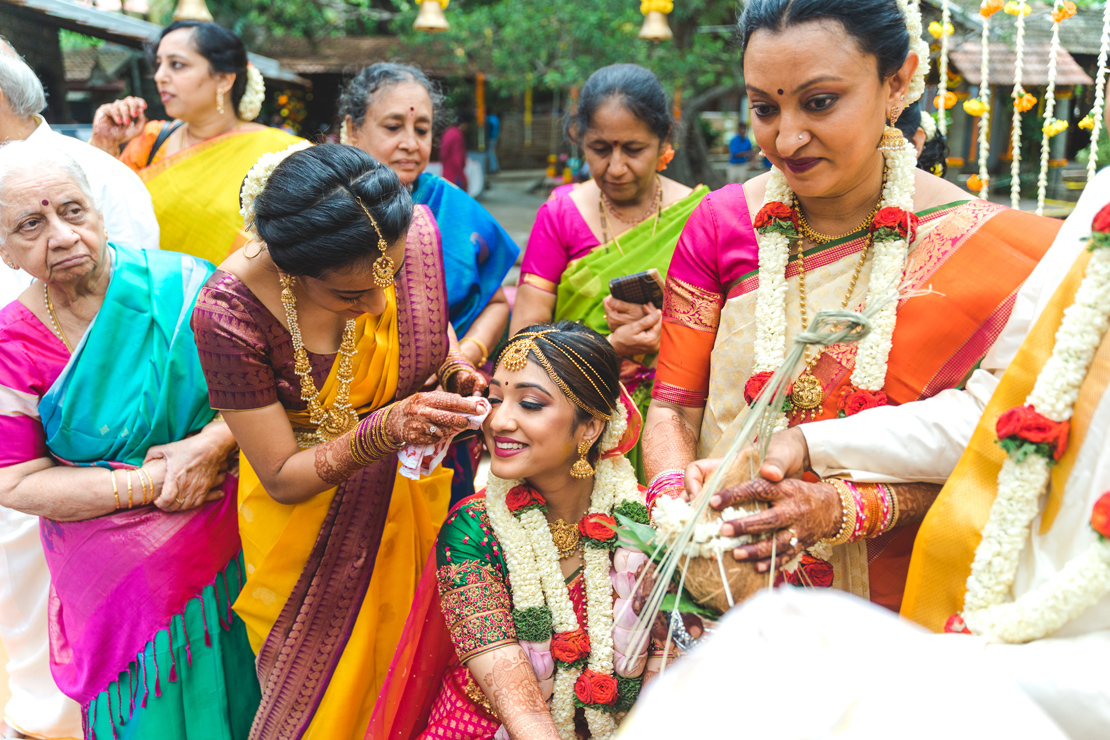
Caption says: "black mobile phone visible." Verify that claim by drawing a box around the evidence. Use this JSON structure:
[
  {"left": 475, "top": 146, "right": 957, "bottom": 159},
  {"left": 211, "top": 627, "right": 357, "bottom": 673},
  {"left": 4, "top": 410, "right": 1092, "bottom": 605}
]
[{"left": 608, "top": 268, "right": 665, "bottom": 307}]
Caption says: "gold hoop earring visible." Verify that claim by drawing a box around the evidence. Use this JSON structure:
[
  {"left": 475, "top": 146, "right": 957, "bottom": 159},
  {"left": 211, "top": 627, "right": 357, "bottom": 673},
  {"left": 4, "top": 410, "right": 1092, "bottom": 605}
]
[
  {"left": 570, "top": 438, "right": 595, "bottom": 479},
  {"left": 216, "top": 89, "right": 225, "bottom": 115}
]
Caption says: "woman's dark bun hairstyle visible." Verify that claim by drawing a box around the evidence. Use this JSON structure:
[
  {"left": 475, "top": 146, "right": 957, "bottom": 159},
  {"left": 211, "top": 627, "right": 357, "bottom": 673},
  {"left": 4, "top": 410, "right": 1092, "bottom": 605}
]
[
  {"left": 738, "top": 0, "right": 910, "bottom": 80},
  {"left": 566, "top": 64, "right": 674, "bottom": 146},
  {"left": 155, "top": 21, "right": 249, "bottom": 115},
  {"left": 253, "top": 144, "right": 414, "bottom": 278},
  {"left": 895, "top": 101, "right": 949, "bottom": 177},
  {"left": 337, "top": 62, "right": 447, "bottom": 138}
]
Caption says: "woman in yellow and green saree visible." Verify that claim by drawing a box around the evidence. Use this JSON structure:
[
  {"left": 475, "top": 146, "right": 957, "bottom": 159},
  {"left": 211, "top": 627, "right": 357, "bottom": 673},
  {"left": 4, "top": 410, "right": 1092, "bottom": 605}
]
[
  {"left": 90, "top": 21, "right": 301, "bottom": 266},
  {"left": 510, "top": 64, "right": 708, "bottom": 482}
]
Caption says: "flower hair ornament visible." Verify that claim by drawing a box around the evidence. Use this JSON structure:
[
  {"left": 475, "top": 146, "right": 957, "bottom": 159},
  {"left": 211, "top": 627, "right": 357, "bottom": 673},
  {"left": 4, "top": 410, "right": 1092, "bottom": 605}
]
[
  {"left": 239, "top": 140, "right": 314, "bottom": 239},
  {"left": 238, "top": 63, "right": 266, "bottom": 121}
]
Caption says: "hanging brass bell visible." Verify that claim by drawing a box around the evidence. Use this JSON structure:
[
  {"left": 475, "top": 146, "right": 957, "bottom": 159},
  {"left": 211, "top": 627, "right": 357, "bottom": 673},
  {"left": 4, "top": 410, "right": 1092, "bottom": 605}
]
[
  {"left": 413, "top": 0, "right": 450, "bottom": 33},
  {"left": 638, "top": 11, "right": 674, "bottom": 41},
  {"left": 172, "top": 0, "right": 213, "bottom": 21}
]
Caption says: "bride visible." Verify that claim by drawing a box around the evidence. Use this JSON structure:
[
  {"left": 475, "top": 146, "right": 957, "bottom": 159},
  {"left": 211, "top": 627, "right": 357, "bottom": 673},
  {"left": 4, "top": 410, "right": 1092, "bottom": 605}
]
[{"left": 370, "top": 322, "right": 662, "bottom": 739}]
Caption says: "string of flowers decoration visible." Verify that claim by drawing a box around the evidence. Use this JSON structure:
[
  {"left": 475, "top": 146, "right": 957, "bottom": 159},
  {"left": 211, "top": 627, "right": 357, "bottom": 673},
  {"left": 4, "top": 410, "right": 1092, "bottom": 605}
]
[
  {"left": 238, "top": 64, "right": 266, "bottom": 122},
  {"left": 485, "top": 405, "right": 648, "bottom": 740},
  {"left": 1037, "top": 1, "right": 1068, "bottom": 216},
  {"left": 1008, "top": 0, "right": 1029, "bottom": 209},
  {"left": 972, "top": 0, "right": 996, "bottom": 199},
  {"left": 239, "top": 140, "right": 314, "bottom": 238},
  {"left": 946, "top": 203, "right": 1110, "bottom": 643},
  {"left": 934, "top": 0, "right": 953, "bottom": 136},
  {"left": 1086, "top": 0, "right": 1110, "bottom": 182}
]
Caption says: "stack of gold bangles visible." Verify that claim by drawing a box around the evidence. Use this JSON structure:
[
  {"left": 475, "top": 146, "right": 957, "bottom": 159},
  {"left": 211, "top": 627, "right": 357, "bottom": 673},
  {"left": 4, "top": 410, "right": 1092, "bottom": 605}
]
[
  {"left": 822, "top": 479, "right": 899, "bottom": 546},
  {"left": 460, "top": 337, "right": 489, "bottom": 367},
  {"left": 438, "top": 348, "right": 476, "bottom": 391},
  {"left": 111, "top": 467, "right": 154, "bottom": 510},
  {"left": 349, "top": 405, "right": 404, "bottom": 467}
]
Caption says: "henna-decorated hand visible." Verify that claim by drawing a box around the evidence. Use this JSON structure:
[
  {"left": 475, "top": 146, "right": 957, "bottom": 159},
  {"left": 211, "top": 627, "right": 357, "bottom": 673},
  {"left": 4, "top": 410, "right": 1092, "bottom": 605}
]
[
  {"left": 711, "top": 477, "right": 842, "bottom": 573},
  {"left": 90, "top": 97, "right": 147, "bottom": 153},
  {"left": 385, "top": 391, "right": 485, "bottom": 447},
  {"left": 446, "top": 365, "right": 488, "bottom": 398},
  {"left": 630, "top": 559, "right": 703, "bottom": 646}
]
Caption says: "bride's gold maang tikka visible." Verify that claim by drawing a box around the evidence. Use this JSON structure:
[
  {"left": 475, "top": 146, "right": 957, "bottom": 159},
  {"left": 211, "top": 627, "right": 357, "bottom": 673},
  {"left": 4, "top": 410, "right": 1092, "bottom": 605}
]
[
  {"left": 498, "top": 331, "right": 614, "bottom": 422},
  {"left": 354, "top": 195, "right": 396, "bottom": 288}
]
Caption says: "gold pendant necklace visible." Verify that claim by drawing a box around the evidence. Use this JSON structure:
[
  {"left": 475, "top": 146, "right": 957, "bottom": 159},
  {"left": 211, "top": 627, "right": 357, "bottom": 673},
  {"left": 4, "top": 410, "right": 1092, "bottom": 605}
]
[
  {"left": 548, "top": 518, "right": 581, "bottom": 559},
  {"left": 280, "top": 275, "right": 360, "bottom": 444}
]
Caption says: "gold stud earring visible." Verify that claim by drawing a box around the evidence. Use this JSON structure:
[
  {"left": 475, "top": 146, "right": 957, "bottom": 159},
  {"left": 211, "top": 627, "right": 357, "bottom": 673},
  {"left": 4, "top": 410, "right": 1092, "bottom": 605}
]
[
  {"left": 216, "top": 89, "right": 225, "bottom": 115},
  {"left": 570, "top": 438, "right": 595, "bottom": 479},
  {"left": 2, "top": 258, "right": 17, "bottom": 270}
]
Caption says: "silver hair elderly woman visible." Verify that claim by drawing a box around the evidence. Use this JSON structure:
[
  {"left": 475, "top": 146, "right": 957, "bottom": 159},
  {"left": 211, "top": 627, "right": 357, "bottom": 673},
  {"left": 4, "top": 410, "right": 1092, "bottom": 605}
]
[
  {"left": 0, "top": 142, "right": 259, "bottom": 739},
  {"left": 0, "top": 39, "right": 159, "bottom": 305}
]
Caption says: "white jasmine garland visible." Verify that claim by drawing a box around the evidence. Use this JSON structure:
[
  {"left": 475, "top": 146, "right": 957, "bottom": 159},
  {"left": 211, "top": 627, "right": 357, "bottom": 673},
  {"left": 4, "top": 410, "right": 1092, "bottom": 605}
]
[
  {"left": 486, "top": 415, "right": 646, "bottom": 740},
  {"left": 976, "top": 4, "right": 993, "bottom": 199},
  {"left": 897, "top": 0, "right": 931, "bottom": 106},
  {"left": 1036, "top": 4, "right": 1064, "bottom": 216},
  {"left": 938, "top": 0, "right": 952, "bottom": 136},
  {"left": 1086, "top": 0, "right": 1110, "bottom": 183},
  {"left": 1010, "top": 1, "right": 1028, "bottom": 209},
  {"left": 239, "top": 140, "right": 313, "bottom": 237},
  {"left": 961, "top": 242, "right": 1110, "bottom": 642},
  {"left": 238, "top": 63, "right": 265, "bottom": 121},
  {"left": 920, "top": 110, "right": 937, "bottom": 141}
]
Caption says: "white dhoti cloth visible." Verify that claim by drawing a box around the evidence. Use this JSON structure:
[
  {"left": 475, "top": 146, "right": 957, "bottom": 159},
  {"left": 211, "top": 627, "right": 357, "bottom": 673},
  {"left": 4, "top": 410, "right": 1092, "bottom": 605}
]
[{"left": 0, "top": 507, "right": 81, "bottom": 739}]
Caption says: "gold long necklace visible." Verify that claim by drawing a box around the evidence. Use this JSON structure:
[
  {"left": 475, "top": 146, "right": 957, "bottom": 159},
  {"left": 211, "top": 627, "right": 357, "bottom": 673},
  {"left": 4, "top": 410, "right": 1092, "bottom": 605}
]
[
  {"left": 280, "top": 275, "right": 359, "bottom": 443},
  {"left": 42, "top": 283, "right": 73, "bottom": 352},
  {"left": 598, "top": 175, "right": 663, "bottom": 256},
  {"left": 788, "top": 191, "right": 882, "bottom": 421}
]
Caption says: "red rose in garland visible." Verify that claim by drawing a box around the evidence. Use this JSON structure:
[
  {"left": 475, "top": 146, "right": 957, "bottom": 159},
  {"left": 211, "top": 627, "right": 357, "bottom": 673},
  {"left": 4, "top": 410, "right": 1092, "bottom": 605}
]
[
  {"left": 1091, "top": 493, "right": 1110, "bottom": 539},
  {"left": 505, "top": 485, "right": 546, "bottom": 515},
  {"left": 551, "top": 628, "right": 590, "bottom": 664},
  {"left": 1092, "top": 203, "right": 1110, "bottom": 249},
  {"left": 839, "top": 387, "right": 889, "bottom": 417},
  {"left": 871, "top": 206, "right": 920, "bottom": 243},
  {"left": 996, "top": 405, "right": 1070, "bottom": 461},
  {"left": 744, "top": 371, "right": 774, "bottom": 405},
  {"left": 575, "top": 669, "right": 618, "bottom": 706},
  {"left": 944, "top": 613, "right": 972, "bottom": 635},
  {"left": 779, "top": 553, "right": 835, "bottom": 588},
  {"left": 753, "top": 201, "right": 797, "bottom": 232},
  {"left": 578, "top": 513, "right": 617, "bottom": 542}
]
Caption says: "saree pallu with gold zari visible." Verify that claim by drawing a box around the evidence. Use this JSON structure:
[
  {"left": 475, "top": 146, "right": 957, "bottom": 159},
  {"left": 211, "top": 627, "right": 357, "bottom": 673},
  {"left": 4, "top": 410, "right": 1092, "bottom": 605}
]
[
  {"left": 193, "top": 206, "right": 452, "bottom": 740},
  {"left": 655, "top": 188, "right": 1060, "bottom": 612},
  {"left": 122, "top": 123, "right": 302, "bottom": 266}
]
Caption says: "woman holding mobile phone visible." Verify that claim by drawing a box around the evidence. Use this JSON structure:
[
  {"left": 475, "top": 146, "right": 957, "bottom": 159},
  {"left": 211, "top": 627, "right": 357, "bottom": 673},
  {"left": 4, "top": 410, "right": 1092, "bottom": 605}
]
[{"left": 510, "top": 64, "right": 708, "bottom": 481}]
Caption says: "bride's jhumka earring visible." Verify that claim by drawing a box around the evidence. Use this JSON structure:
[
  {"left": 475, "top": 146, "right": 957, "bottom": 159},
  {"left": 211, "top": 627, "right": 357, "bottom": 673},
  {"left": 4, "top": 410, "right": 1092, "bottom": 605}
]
[
  {"left": 570, "top": 438, "right": 596, "bottom": 479},
  {"left": 879, "top": 101, "right": 907, "bottom": 152}
]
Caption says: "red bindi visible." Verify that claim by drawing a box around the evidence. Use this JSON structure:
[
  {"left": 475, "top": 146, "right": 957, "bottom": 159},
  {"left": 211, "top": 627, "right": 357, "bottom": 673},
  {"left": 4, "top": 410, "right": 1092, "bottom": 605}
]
[
  {"left": 41, "top": 199, "right": 49, "bottom": 206},
  {"left": 613, "top": 140, "right": 619, "bottom": 147}
]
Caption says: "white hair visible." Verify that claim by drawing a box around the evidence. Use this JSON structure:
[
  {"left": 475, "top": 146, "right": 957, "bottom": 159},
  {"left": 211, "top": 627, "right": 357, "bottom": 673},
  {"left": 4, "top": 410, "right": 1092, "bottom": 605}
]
[
  {"left": 0, "top": 141, "right": 98, "bottom": 243},
  {"left": 0, "top": 50, "right": 46, "bottom": 119}
]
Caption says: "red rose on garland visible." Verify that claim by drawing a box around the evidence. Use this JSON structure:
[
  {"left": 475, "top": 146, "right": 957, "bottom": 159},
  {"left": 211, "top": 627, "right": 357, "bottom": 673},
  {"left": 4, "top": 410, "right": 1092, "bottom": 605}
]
[
  {"left": 871, "top": 207, "right": 920, "bottom": 243},
  {"left": 944, "top": 613, "right": 973, "bottom": 635},
  {"left": 578, "top": 513, "right": 617, "bottom": 542},
  {"left": 505, "top": 485, "right": 546, "bottom": 515},
  {"left": 995, "top": 405, "right": 1070, "bottom": 461},
  {"left": 839, "top": 387, "right": 889, "bottom": 417},
  {"left": 778, "top": 553, "right": 834, "bottom": 588},
  {"left": 551, "top": 627, "right": 590, "bottom": 664},
  {"left": 575, "top": 669, "right": 618, "bottom": 706},
  {"left": 753, "top": 201, "right": 797, "bottom": 231},
  {"left": 1091, "top": 203, "right": 1110, "bottom": 249},
  {"left": 744, "top": 371, "right": 775, "bottom": 404},
  {"left": 1091, "top": 493, "right": 1110, "bottom": 539}
]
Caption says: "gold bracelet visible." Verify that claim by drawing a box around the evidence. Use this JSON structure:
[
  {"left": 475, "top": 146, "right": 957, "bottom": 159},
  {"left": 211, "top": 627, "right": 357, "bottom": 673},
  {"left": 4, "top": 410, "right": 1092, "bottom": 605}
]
[
  {"left": 460, "top": 337, "right": 489, "bottom": 366},
  {"left": 138, "top": 467, "right": 152, "bottom": 505},
  {"left": 439, "top": 363, "right": 467, "bottom": 390},
  {"left": 126, "top": 470, "right": 134, "bottom": 509},
  {"left": 887, "top": 483, "right": 900, "bottom": 531},
  {"left": 822, "top": 479, "right": 857, "bottom": 547},
  {"left": 111, "top": 470, "right": 120, "bottom": 510}
]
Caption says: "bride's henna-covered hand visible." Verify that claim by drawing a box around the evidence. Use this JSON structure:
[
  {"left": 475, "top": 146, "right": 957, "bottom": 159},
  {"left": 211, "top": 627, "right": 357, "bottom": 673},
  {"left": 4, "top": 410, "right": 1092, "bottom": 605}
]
[
  {"left": 711, "top": 478, "right": 842, "bottom": 572},
  {"left": 630, "top": 560, "right": 703, "bottom": 646},
  {"left": 385, "top": 391, "right": 484, "bottom": 447}
]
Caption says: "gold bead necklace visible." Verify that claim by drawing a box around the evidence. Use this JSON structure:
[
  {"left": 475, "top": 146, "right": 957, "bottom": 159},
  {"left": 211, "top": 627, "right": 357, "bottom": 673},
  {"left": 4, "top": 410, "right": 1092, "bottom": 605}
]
[
  {"left": 42, "top": 283, "right": 73, "bottom": 352},
  {"left": 279, "top": 275, "right": 360, "bottom": 444},
  {"left": 792, "top": 193, "right": 882, "bottom": 245}
]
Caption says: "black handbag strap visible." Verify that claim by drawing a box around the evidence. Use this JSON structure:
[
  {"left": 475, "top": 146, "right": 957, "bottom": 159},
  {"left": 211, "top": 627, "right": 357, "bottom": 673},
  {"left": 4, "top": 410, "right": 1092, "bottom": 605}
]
[{"left": 146, "top": 120, "right": 185, "bottom": 167}]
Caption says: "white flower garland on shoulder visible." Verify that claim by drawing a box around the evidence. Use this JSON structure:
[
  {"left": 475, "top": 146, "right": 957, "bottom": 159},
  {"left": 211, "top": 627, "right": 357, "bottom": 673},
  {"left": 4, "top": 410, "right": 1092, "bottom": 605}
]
[
  {"left": 953, "top": 215, "right": 1110, "bottom": 643},
  {"left": 238, "top": 63, "right": 266, "bottom": 122},
  {"left": 239, "top": 140, "right": 314, "bottom": 238},
  {"left": 750, "top": 0, "right": 926, "bottom": 429},
  {"left": 486, "top": 408, "right": 646, "bottom": 740}
]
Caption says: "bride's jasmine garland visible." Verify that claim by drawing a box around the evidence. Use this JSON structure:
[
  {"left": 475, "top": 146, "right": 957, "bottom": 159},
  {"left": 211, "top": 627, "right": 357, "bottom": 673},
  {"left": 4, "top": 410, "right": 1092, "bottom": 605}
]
[
  {"left": 486, "top": 408, "right": 648, "bottom": 740},
  {"left": 748, "top": 0, "right": 926, "bottom": 426},
  {"left": 948, "top": 205, "right": 1110, "bottom": 642}
]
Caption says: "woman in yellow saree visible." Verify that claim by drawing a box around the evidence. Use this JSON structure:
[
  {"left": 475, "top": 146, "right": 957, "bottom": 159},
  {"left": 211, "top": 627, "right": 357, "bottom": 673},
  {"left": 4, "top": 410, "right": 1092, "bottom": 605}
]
[
  {"left": 191, "top": 144, "right": 487, "bottom": 739},
  {"left": 90, "top": 21, "right": 300, "bottom": 265}
]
